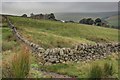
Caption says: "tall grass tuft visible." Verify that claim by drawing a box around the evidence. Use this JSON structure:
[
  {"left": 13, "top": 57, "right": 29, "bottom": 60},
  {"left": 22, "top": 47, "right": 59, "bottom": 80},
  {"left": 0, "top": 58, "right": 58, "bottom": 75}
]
[
  {"left": 103, "top": 62, "right": 114, "bottom": 77},
  {"left": 88, "top": 64, "right": 102, "bottom": 80},
  {"left": 2, "top": 45, "right": 30, "bottom": 78},
  {"left": 11, "top": 46, "right": 30, "bottom": 78}
]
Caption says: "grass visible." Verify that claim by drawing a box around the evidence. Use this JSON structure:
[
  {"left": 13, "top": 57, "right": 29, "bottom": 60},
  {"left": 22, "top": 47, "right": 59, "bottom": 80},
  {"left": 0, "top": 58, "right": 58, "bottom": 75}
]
[
  {"left": 2, "top": 27, "right": 19, "bottom": 51},
  {"left": 88, "top": 61, "right": 115, "bottom": 79},
  {"left": 88, "top": 64, "right": 103, "bottom": 79},
  {"left": 2, "top": 16, "right": 119, "bottom": 78},
  {"left": 105, "top": 15, "right": 120, "bottom": 27},
  {"left": 9, "top": 16, "right": 119, "bottom": 48},
  {"left": 118, "top": 58, "right": 120, "bottom": 80},
  {"left": 38, "top": 53, "right": 118, "bottom": 78},
  {"left": 103, "top": 62, "right": 114, "bottom": 77},
  {"left": 1, "top": 17, "right": 41, "bottom": 78},
  {"left": 2, "top": 45, "right": 30, "bottom": 78},
  {"left": 11, "top": 46, "right": 30, "bottom": 78}
]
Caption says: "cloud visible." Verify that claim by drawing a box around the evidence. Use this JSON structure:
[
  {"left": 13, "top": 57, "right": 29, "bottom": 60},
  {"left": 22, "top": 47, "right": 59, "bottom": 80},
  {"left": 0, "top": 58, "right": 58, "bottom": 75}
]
[
  {"left": 2, "top": 2, "right": 118, "bottom": 16},
  {"left": 2, "top": 0, "right": 120, "bottom": 2}
]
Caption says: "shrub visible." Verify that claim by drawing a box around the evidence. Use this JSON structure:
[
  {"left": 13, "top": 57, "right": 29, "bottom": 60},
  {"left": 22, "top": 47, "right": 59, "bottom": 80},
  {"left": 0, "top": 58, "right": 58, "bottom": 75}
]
[
  {"left": 86, "top": 18, "right": 94, "bottom": 25},
  {"left": 21, "top": 14, "right": 27, "bottom": 17},
  {"left": 79, "top": 18, "right": 94, "bottom": 25},
  {"left": 88, "top": 64, "right": 102, "bottom": 80},
  {"left": 95, "top": 18, "right": 102, "bottom": 24},
  {"left": 79, "top": 18, "right": 87, "bottom": 24},
  {"left": 103, "top": 62, "right": 114, "bottom": 77},
  {"left": 48, "top": 13, "right": 55, "bottom": 20}
]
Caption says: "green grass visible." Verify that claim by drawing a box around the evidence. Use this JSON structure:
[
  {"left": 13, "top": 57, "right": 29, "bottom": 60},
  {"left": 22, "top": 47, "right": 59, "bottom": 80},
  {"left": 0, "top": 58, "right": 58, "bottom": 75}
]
[
  {"left": 9, "top": 16, "right": 119, "bottom": 48},
  {"left": 88, "top": 64, "right": 103, "bottom": 79},
  {"left": 1, "top": 17, "right": 40, "bottom": 78},
  {"left": 2, "top": 16, "right": 119, "bottom": 78},
  {"left": 38, "top": 54, "right": 118, "bottom": 78},
  {"left": 103, "top": 62, "right": 114, "bottom": 77},
  {"left": 2, "top": 27, "right": 19, "bottom": 51}
]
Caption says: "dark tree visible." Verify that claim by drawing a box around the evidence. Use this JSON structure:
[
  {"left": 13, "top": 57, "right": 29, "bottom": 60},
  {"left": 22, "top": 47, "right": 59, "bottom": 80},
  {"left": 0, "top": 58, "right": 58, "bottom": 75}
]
[
  {"left": 22, "top": 14, "right": 27, "bottom": 17},
  {"left": 79, "top": 18, "right": 94, "bottom": 25},
  {"left": 89, "top": 19, "right": 94, "bottom": 25},
  {"left": 95, "top": 18, "right": 102, "bottom": 26},
  {"left": 95, "top": 18, "right": 102, "bottom": 23},
  {"left": 79, "top": 18, "right": 87, "bottom": 24},
  {"left": 96, "top": 23, "right": 101, "bottom": 26},
  {"left": 86, "top": 18, "right": 94, "bottom": 25},
  {"left": 30, "top": 13, "right": 34, "bottom": 17},
  {"left": 48, "top": 13, "right": 55, "bottom": 20},
  {"left": 68, "top": 20, "right": 75, "bottom": 23}
]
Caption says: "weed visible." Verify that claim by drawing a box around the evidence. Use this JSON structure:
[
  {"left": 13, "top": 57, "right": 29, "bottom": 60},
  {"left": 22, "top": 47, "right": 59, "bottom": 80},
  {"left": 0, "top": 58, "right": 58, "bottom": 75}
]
[
  {"left": 103, "top": 62, "right": 114, "bottom": 77},
  {"left": 88, "top": 64, "right": 102, "bottom": 80}
]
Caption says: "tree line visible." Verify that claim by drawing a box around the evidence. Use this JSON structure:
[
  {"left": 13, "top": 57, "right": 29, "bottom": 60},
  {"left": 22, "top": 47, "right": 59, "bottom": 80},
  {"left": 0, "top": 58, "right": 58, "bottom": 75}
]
[
  {"left": 21, "top": 13, "right": 118, "bottom": 29},
  {"left": 79, "top": 18, "right": 108, "bottom": 26},
  {"left": 79, "top": 18, "right": 119, "bottom": 29}
]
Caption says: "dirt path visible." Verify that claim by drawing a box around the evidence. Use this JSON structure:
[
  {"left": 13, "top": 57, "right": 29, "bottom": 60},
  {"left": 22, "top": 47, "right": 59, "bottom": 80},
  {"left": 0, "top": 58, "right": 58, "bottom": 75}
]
[
  {"left": 41, "top": 70, "right": 71, "bottom": 78},
  {"left": 32, "top": 67, "right": 72, "bottom": 78}
]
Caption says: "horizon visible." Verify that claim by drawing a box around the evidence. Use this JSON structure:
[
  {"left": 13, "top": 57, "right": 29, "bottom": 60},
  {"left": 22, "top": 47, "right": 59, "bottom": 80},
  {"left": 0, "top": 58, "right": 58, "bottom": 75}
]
[
  {"left": 2, "top": 2, "right": 118, "bottom": 16},
  {"left": 1, "top": 11, "right": 118, "bottom": 17}
]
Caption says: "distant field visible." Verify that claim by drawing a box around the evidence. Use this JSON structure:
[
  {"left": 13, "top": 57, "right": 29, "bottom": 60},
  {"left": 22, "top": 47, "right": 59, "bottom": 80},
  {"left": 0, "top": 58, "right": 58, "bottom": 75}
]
[
  {"left": 105, "top": 15, "right": 120, "bottom": 27},
  {"left": 9, "top": 16, "right": 119, "bottom": 48},
  {"left": 55, "top": 12, "right": 117, "bottom": 22},
  {"left": 55, "top": 12, "right": 119, "bottom": 28}
]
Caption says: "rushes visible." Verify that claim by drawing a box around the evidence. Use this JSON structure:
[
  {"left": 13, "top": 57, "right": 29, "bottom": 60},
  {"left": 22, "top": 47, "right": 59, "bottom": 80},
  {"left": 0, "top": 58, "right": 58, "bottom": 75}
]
[
  {"left": 88, "top": 62, "right": 114, "bottom": 79},
  {"left": 11, "top": 46, "right": 30, "bottom": 78},
  {"left": 88, "top": 64, "right": 102, "bottom": 80},
  {"left": 103, "top": 62, "right": 114, "bottom": 77},
  {"left": 2, "top": 45, "right": 30, "bottom": 78}
]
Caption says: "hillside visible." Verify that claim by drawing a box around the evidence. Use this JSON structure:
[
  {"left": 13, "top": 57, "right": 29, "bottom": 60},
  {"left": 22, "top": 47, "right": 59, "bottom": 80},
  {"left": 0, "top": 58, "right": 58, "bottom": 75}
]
[
  {"left": 105, "top": 15, "right": 120, "bottom": 27},
  {"left": 9, "top": 16, "right": 119, "bottom": 49},
  {"left": 55, "top": 12, "right": 117, "bottom": 22},
  {"left": 2, "top": 16, "right": 119, "bottom": 78}
]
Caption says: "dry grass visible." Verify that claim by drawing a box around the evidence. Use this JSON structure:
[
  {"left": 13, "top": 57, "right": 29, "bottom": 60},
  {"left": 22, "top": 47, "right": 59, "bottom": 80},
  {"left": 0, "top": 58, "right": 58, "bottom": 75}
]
[{"left": 2, "top": 45, "right": 30, "bottom": 78}]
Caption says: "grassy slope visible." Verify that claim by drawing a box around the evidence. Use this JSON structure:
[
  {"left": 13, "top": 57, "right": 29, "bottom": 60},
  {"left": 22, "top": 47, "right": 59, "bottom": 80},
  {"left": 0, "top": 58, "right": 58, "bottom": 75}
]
[
  {"left": 105, "top": 15, "right": 120, "bottom": 27},
  {"left": 2, "top": 20, "right": 19, "bottom": 51},
  {"left": 4, "top": 16, "right": 119, "bottom": 78},
  {"left": 1, "top": 17, "right": 43, "bottom": 78},
  {"left": 9, "top": 16, "right": 119, "bottom": 48}
]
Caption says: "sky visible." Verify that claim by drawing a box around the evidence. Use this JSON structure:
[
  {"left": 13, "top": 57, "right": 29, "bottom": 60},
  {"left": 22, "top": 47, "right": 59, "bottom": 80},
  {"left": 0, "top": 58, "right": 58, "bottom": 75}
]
[
  {"left": 1, "top": 0, "right": 119, "bottom": 16},
  {"left": 2, "top": 0, "right": 120, "bottom": 2}
]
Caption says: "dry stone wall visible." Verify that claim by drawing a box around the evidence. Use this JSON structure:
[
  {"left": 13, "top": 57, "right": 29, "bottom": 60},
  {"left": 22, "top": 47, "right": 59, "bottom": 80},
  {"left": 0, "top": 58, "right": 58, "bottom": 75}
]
[{"left": 7, "top": 17, "right": 120, "bottom": 65}]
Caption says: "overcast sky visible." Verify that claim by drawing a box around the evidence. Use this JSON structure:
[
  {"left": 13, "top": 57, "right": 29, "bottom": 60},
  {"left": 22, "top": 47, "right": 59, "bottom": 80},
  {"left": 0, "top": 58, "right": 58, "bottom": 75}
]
[
  {"left": 2, "top": 0, "right": 120, "bottom": 2},
  {"left": 2, "top": 1, "right": 119, "bottom": 16}
]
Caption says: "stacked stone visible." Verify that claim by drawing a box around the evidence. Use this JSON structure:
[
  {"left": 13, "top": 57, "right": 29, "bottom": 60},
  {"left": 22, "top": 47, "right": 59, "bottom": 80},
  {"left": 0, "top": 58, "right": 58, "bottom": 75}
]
[{"left": 40, "top": 43, "right": 120, "bottom": 64}]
